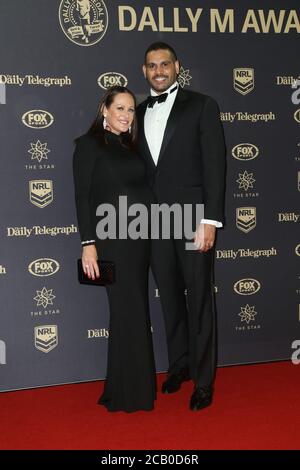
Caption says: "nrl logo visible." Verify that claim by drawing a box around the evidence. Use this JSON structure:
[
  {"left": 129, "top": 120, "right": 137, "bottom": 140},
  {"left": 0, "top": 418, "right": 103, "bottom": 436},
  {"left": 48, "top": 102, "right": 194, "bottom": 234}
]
[
  {"left": 236, "top": 207, "right": 256, "bottom": 233},
  {"left": 233, "top": 68, "right": 254, "bottom": 95},
  {"left": 29, "top": 180, "right": 53, "bottom": 208},
  {"left": 34, "top": 325, "right": 58, "bottom": 353}
]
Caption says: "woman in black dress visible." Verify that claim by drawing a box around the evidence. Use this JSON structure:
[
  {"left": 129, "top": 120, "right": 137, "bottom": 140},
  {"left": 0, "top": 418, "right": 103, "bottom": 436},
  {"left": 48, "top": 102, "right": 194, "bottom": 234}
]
[{"left": 73, "top": 86, "right": 156, "bottom": 412}]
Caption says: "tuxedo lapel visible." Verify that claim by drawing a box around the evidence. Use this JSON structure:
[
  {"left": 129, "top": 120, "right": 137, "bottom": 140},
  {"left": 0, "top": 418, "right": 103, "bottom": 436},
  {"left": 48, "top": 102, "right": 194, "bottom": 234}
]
[
  {"left": 137, "top": 101, "right": 156, "bottom": 171},
  {"left": 156, "top": 88, "right": 189, "bottom": 167},
  {"left": 138, "top": 88, "right": 189, "bottom": 171}
]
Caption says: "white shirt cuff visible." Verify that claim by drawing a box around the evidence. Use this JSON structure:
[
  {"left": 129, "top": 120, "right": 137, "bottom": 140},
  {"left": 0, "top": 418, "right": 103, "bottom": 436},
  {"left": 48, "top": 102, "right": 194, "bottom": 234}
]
[
  {"left": 81, "top": 240, "right": 95, "bottom": 245},
  {"left": 200, "top": 219, "right": 223, "bottom": 228}
]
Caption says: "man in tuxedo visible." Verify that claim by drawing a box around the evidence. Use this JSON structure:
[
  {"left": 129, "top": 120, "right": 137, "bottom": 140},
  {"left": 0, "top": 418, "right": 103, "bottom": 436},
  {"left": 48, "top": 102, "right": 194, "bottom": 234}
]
[{"left": 137, "top": 42, "right": 226, "bottom": 410}]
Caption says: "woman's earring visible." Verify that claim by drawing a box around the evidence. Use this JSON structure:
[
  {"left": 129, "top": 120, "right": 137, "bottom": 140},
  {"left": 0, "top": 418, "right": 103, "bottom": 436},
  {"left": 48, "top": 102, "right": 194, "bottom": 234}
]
[
  {"left": 129, "top": 125, "right": 132, "bottom": 134},
  {"left": 103, "top": 115, "right": 107, "bottom": 129}
]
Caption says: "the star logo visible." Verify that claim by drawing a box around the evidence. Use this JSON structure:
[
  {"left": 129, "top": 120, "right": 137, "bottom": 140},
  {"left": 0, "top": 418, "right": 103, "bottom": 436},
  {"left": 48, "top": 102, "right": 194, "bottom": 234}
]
[
  {"left": 34, "top": 287, "right": 56, "bottom": 308},
  {"left": 178, "top": 67, "right": 192, "bottom": 88},
  {"left": 238, "top": 304, "right": 257, "bottom": 324},
  {"left": 28, "top": 140, "right": 50, "bottom": 163},
  {"left": 236, "top": 170, "right": 256, "bottom": 191}
]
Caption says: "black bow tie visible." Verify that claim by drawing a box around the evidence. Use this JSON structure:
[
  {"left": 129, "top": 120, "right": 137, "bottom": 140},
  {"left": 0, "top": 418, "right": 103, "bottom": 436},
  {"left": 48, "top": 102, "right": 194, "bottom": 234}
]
[
  {"left": 146, "top": 85, "right": 178, "bottom": 108},
  {"left": 146, "top": 93, "right": 168, "bottom": 108}
]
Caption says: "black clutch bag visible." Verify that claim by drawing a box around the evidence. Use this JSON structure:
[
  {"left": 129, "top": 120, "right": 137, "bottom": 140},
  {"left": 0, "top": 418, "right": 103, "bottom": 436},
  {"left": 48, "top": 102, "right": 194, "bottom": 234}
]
[{"left": 77, "top": 259, "right": 115, "bottom": 286}]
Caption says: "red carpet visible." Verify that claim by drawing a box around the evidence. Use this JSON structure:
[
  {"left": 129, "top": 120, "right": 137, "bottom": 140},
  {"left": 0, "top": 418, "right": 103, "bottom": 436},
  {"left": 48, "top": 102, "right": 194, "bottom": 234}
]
[{"left": 0, "top": 361, "right": 299, "bottom": 450}]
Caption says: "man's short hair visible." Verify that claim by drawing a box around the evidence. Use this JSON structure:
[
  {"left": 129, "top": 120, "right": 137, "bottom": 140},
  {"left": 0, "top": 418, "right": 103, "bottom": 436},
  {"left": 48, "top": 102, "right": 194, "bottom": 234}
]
[{"left": 144, "top": 42, "right": 178, "bottom": 64}]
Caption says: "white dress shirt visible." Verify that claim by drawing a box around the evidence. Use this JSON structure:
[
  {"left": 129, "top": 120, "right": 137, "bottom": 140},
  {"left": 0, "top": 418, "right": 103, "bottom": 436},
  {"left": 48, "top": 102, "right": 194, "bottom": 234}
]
[{"left": 144, "top": 82, "right": 222, "bottom": 228}]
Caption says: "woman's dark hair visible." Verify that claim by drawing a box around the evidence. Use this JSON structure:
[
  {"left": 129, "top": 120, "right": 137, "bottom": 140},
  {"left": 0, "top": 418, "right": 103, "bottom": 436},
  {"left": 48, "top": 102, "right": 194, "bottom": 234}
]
[{"left": 88, "top": 86, "right": 137, "bottom": 149}]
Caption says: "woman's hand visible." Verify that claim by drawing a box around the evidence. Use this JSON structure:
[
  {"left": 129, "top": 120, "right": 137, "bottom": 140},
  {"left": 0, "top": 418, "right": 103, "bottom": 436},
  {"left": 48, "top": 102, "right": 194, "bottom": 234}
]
[
  {"left": 82, "top": 245, "right": 100, "bottom": 279},
  {"left": 194, "top": 223, "right": 216, "bottom": 252}
]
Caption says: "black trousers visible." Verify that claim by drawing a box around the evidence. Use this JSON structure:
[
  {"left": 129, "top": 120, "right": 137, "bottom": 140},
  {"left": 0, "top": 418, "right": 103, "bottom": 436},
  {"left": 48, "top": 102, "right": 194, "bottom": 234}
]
[{"left": 151, "top": 236, "right": 217, "bottom": 389}]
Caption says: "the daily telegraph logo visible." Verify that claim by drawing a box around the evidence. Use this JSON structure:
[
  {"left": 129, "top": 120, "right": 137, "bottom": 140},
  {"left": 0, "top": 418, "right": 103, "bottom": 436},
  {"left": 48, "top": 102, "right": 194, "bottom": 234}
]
[
  {"left": 29, "top": 180, "right": 53, "bottom": 208},
  {"left": 7, "top": 225, "right": 78, "bottom": 238},
  {"left": 277, "top": 75, "right": 300, "bottom": 86},
  {"left": 88, "top": 328, "right": 109, "bottom": 338},
  {"left": 22, "top": 110, "right": 54, "bottom": 129},
  {"left": 232, "top": 143, "right": 259, "bottom": 161},
  {"left": 98, "top": 72, "right": 128, "bottom": 90},
  {"left": 278, "top": 212, "right": 299, "bottom": 223},
  {"left": 234, "top": 278, "right": 261, "bottom": 295},
  {"left": 0, "top": 74, "right": 71, "bottom": 87},
  {"left": 236, "top": 207, "right": 256, "bottom": 233},
  {"left": 216, "top": 247, "right": 277, "bottom": 260},
  {"left": 233, "top": 68, "right": 254, "bottom": 95},
  {"left": 59, "top": 0, "right": 108, "bottom": 46},
  {"left": 28, "top": 258, "right": 60, "bottom": 277},
  {"left": 34, "top": 325, "right": 58, "bottom": 353},
  {"left": 221, "top": 111, "right": 275, "bottom": 124}
]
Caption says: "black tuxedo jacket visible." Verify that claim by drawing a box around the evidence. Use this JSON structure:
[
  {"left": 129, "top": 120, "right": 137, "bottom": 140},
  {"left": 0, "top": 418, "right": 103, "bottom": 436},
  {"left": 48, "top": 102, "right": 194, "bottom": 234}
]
[{"left": 137, "top": 88, "right": 226, "bottom": 224}]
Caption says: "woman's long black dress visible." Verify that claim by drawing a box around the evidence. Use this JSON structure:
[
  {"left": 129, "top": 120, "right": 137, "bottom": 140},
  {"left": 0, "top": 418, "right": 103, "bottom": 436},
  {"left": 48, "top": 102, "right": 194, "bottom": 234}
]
[{"left": 73, "top": 130, "right": 156, "bottom": 412}]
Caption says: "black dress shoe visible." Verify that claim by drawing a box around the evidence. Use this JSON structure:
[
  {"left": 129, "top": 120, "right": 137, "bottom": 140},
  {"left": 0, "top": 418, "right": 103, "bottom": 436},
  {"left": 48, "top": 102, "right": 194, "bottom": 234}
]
[
  {"left": 190, "top": 386, "right": 213, "bottom": 411},
  {"left": 161, "top": 367, "right": 190, "bottom": 394}
]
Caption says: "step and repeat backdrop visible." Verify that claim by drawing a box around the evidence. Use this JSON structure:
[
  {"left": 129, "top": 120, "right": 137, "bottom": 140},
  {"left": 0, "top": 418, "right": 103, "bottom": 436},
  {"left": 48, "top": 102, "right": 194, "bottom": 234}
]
[{"left": 0, "top": 0, "right": 299, "bottom": 391}]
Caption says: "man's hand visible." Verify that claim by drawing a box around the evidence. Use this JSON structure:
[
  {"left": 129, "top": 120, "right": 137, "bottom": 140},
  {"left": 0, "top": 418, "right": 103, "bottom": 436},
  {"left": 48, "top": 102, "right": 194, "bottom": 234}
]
[
  {"left": 82, "top": 244, "right": 100, "bottom": 279},
  {"left": 194, "top": 223, "right": 216, "bottom": 252}
]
